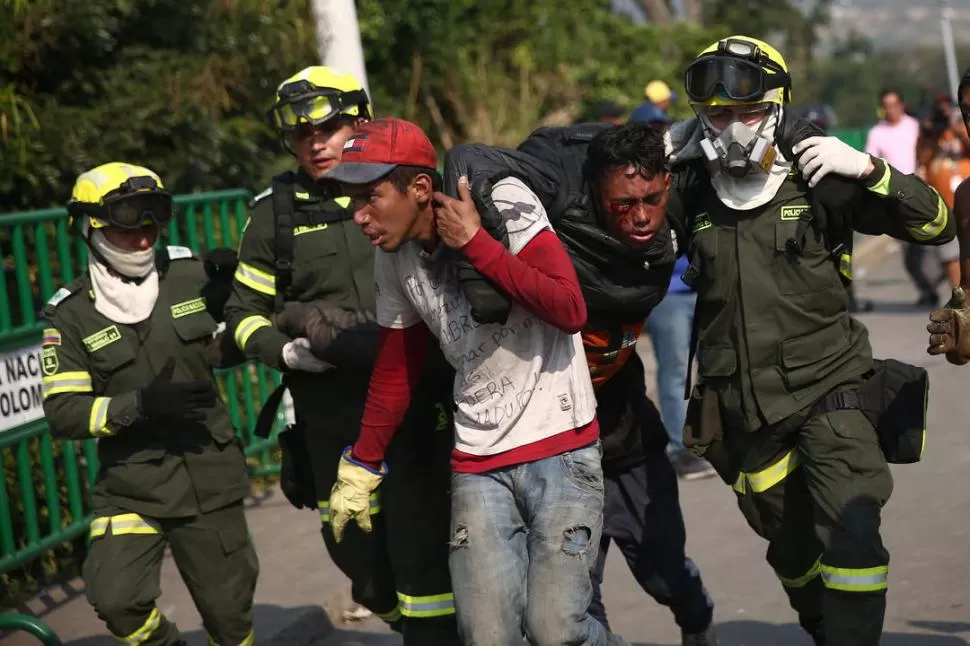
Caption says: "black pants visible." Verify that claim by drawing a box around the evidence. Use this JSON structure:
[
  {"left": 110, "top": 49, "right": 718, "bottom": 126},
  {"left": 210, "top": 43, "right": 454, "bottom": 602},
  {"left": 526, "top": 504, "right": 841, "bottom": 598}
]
[
  {"left": 304, "top": 404, "right": 460, "bottom": 646},
  {"left": 589, "top": 451, "right": 714, "bottom": 634}
]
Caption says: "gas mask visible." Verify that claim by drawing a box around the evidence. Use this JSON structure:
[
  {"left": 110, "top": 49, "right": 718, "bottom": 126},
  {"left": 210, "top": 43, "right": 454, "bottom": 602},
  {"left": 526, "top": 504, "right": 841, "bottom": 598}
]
[{"left": 699, "top": 110, "right": 778, "bottom": 178}]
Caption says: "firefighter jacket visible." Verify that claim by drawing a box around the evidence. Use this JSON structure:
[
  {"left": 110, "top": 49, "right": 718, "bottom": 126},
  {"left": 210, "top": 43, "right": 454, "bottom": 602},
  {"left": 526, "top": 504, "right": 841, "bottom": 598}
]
[{"left": 223, "top": 170, "right": 376, "bottom": 444}]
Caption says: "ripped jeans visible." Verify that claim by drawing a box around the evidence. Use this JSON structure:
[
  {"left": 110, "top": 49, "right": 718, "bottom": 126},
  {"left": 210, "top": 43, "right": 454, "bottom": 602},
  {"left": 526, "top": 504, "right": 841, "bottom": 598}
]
[{"left": 448, "top": 442, "right": 625, "bottom": 646}]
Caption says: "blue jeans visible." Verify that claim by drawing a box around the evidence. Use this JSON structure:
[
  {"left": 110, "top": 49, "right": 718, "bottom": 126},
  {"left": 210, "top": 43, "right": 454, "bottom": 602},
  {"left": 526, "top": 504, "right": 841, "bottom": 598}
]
[
  {"left": 448, "top": 443, "right": 625, "bottom": 646},
  {"left": 645, "top": 291, "right": 696, "bottom": 454}
]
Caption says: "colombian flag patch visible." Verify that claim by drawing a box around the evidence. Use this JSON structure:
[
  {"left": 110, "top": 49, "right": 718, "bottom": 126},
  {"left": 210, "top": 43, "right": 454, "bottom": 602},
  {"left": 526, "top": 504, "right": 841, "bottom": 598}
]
[{"left": 41, "top": 328, "right": 61, "bottom": 346}]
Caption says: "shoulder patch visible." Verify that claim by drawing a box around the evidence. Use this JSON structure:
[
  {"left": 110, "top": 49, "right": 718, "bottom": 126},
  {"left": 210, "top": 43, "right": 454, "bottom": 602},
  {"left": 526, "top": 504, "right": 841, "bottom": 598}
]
[
  {"left": 43, "top": 281, "right": 83, "bottom": 315},
  {"left": 252, "top": 186, "right": 273, "bottom": 206},
  {"left": 167, "top": 245, "right": 195, "bottom": 261},
  {"left": 41, "top": 328, "right": 62, "bottom": 346},
  {"left": 46, "top": 287, "right": 73, "bottom": 309}
]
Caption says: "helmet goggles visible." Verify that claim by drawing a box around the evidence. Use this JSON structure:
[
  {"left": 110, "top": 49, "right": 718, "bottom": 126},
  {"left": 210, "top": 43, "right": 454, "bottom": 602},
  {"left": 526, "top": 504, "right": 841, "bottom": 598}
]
[
  {"left": 685, "top": 38, "right": 790, "bottom": 104},
  {"left": 74, "top": 176, "right": 173, "bottom": 230},
  {"left": 269, "top": 80, "right": 368, "bottom": 132}
]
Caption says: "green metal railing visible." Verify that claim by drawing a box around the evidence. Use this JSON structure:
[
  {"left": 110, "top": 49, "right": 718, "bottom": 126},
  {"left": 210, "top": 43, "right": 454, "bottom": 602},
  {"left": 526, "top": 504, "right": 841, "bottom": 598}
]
[
  {"left": 0, "top": 190, "right": 284, "bottom": 641},
  {"left": 831, "top": 128, "right": 868, "bottom": 152}
]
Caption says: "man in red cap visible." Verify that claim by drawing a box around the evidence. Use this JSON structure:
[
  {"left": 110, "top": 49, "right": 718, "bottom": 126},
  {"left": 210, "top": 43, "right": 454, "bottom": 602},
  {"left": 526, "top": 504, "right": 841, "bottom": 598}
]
[{"left": 326, "top": 118, "right": 625, "bottom": 646}]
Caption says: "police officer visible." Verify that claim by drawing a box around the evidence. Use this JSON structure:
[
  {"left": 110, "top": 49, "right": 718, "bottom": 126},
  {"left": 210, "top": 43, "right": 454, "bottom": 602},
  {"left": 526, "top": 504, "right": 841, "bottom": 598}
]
[
  {"left": 667, "top": 36, "right": 954, "bottom": 646},
  {"left": 41, "top": 162, "right": 257, "bottom": 646},
  {"left": 222, "top": 67, "right": 459, "bottom": 643}
]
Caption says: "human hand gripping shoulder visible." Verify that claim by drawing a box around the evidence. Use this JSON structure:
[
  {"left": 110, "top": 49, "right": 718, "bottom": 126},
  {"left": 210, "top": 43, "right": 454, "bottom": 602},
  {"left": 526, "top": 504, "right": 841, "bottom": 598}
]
[
  {"left": 432, "top": 175, "right": 482, "bottom": 249},
  {"left": 438, "top": 176, "right": 587, "bottom": 332},
  {"left": 792, "top": 135, "right": 875, "bottom": 188}
]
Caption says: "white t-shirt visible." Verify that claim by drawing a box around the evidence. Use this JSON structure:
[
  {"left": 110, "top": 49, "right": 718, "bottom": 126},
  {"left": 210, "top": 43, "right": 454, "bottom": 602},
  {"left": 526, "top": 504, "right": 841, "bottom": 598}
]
[{"left": 374, "top": 177, "right": 596, "bottom": 457}]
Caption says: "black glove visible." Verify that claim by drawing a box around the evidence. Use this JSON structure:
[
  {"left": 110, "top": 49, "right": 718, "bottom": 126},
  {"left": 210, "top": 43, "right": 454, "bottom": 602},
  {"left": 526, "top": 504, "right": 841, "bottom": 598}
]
[
  {"left": 202, "top": 247, "right": 239, "bottom": 323},
  {"left": 138, "top": 358, "right": 217, "bottom": 423},
  {"left": 203, "top": 247, "right": 239, "bottom": 282}
]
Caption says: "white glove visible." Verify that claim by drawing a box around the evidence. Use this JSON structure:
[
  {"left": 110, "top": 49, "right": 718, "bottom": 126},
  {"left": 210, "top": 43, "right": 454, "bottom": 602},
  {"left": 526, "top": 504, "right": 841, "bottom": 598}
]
[
  {"left": 281, "top": 337, "right": 332, "bottom": 373},
  {"left": 792, "top": 136, "right": 873, "bottom": 188}
]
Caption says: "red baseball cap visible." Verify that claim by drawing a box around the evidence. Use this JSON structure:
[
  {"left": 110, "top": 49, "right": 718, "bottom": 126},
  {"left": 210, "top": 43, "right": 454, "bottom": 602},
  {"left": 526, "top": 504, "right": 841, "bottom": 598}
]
[{"left": 324, "top": 118, "right": 438, "bottom": 184}]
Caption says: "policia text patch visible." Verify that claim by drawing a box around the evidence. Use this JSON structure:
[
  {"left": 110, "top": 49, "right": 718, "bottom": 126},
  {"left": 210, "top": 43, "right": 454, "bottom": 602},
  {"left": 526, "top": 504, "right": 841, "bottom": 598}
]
[
  {"left": 83, "top": 325, "right": 122, "bottom": 352},
  {"left": 171, "top": 298, "right": 207, "bottom": 319}
]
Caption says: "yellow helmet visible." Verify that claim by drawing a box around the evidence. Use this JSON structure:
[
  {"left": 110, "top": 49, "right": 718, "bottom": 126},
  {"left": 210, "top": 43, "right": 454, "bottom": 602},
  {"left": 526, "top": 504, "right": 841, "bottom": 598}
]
[
  {"left": 68, "top": 162, "right": 172, "bottom": 230},
  {"left": 269, "top": 66, "right": 371, "bottom": 133},
  {"left": 685, "top": 36, "right": 792, "bottom": 107}
]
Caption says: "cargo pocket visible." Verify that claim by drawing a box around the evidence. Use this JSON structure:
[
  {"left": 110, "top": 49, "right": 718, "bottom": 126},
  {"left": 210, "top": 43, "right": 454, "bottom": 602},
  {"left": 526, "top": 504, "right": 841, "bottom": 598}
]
[
  {"left": 779, "top": 323, "right": 846, "bottom": 395},
  {"left": 171, "top": 309, "right": 219, "bottom": 345},
  {"left": 774, "top": 220, "right": 840, "bottom": 295},
  {"left": 217, "top": 504, "right": 259, "bottom": 595},
  {"left": 697, "top": 345, "right": 737, "bottom": 384},
  {"left": 217, "top": 506, "right": 250, "bottom": 555},
  {"left": 88, "top": 333, "right": 137, "bottom": 380}
]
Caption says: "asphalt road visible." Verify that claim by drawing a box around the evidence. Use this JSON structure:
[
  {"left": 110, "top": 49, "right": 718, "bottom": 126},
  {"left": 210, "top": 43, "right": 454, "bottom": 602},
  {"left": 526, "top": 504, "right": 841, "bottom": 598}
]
[
  {"left": 5, "top": 242, "right": 967, "bottom": 646},
  {"left": 315, "top": 242, "right": 970, "bottom": 646}
]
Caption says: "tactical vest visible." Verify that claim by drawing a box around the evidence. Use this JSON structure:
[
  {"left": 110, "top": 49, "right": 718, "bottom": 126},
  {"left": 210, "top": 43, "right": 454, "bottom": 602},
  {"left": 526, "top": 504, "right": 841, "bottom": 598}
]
[
  {"left": 268, "top": 170, "right": 359, "bottom": 312},
  {"left": 685, "top": 173, "right": 873, "bottom": 433}
]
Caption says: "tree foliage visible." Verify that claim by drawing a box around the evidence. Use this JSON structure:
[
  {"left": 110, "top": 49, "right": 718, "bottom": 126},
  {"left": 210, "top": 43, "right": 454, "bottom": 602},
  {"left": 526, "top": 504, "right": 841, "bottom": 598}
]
[
  {"left": 358, "top": 0, "right": 724, "bottom": 149},
  {"left": 0, "top": 0, "right": 317, "bottom": 210},
  {"left": 0, "top": 0, "right": 955, "bottom": 211}
]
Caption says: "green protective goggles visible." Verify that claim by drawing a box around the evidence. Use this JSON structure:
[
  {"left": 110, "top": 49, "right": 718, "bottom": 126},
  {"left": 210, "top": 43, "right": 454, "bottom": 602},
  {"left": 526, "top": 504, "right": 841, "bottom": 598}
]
[
  {"left": 75, "top": 177, "right": 174, "bottom": 230},
  {"left": 268, "top": 81, "right": 368, "bottom": 131},
  {"left": 685, "top": 40, "right": 790, "bottom": 104}
]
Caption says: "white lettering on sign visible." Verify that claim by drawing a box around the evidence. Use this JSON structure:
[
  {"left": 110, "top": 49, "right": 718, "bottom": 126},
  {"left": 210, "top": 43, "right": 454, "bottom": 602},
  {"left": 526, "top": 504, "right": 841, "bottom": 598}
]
[{"left": 0, "top": 344, "right": 45, "bottom": 434}]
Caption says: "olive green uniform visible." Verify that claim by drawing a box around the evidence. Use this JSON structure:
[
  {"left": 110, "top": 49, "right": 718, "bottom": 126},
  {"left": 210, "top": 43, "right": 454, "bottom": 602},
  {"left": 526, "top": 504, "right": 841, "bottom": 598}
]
[
  {"left": 41, "top": 247, "right": 257, "bottom": 646},
  {"left": 223, "top": 171, "right": 459, "bottom": 643},
  {"left": 671, "top": 158, "right": 953, "bottom": 645}
]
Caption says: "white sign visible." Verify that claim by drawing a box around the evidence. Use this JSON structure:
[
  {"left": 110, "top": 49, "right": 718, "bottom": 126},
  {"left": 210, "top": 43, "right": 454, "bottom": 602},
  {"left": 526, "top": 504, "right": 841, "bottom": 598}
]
[{"left": 0, "top": 344, "right": 44, "bottom": 433}]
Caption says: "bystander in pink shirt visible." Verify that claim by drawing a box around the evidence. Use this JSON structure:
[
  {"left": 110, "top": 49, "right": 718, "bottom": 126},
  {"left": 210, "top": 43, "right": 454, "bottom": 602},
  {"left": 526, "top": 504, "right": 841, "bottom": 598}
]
[{"left": 865, "top": 114, "right": 920, "bottom": 174}]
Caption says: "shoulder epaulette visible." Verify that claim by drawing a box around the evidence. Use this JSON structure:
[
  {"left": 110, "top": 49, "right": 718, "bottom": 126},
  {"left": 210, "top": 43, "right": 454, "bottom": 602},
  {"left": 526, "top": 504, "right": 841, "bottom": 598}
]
[
  {"left": 42, "top": 278, "right": 84, "bottom": 317},
  {"left": 251, "top": 185, "right": 273, "bottom": 207},
  {"left": 166, "top": 245, "right": 196, "bottom": 261}
]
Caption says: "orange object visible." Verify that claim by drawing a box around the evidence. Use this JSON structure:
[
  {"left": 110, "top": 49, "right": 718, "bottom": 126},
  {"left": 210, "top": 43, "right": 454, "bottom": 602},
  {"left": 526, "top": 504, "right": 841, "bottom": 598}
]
[{"left": 582, "top": 320, "right": 645, "bottom": 388}]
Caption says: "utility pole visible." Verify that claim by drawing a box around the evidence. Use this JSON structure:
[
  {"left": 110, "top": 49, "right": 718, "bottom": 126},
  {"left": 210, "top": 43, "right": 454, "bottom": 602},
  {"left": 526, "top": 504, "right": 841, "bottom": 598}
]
[
  {"left": 311, "top": 0, "right": 371, "bottom": 101},
  {"left": 940, "top": 0, "right": 960, "bottom": 100}
]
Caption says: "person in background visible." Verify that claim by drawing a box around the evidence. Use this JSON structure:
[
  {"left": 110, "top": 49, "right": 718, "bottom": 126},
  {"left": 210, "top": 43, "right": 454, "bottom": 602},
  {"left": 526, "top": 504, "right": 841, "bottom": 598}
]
[
  {"left": 866, "top": 89, "right": 936, "bottom": 306},
  {"left": 917, "top": 95, "right": 970, "bottom": 290},
  {"left": 630, "top": 80, "right": 677, "bottom": 128},
  {"left": 595, "top": 101, "right": 626, "bottom": 126}
]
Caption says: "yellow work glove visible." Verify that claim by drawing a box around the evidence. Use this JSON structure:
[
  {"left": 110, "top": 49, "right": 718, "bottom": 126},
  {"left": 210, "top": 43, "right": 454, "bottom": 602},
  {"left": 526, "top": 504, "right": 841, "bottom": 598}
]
[
  {"left": 927, "top": 286, "right": 970, "bottom": 366},
  {"left": 330, "top": 447, "right": 387, "bottom": 543}
]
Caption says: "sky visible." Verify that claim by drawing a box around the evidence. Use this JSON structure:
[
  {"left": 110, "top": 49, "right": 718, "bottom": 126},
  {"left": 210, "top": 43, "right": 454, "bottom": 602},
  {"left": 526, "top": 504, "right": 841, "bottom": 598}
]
[{"left": 610, "top": 0, "right": 970, "bottom": 50}]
